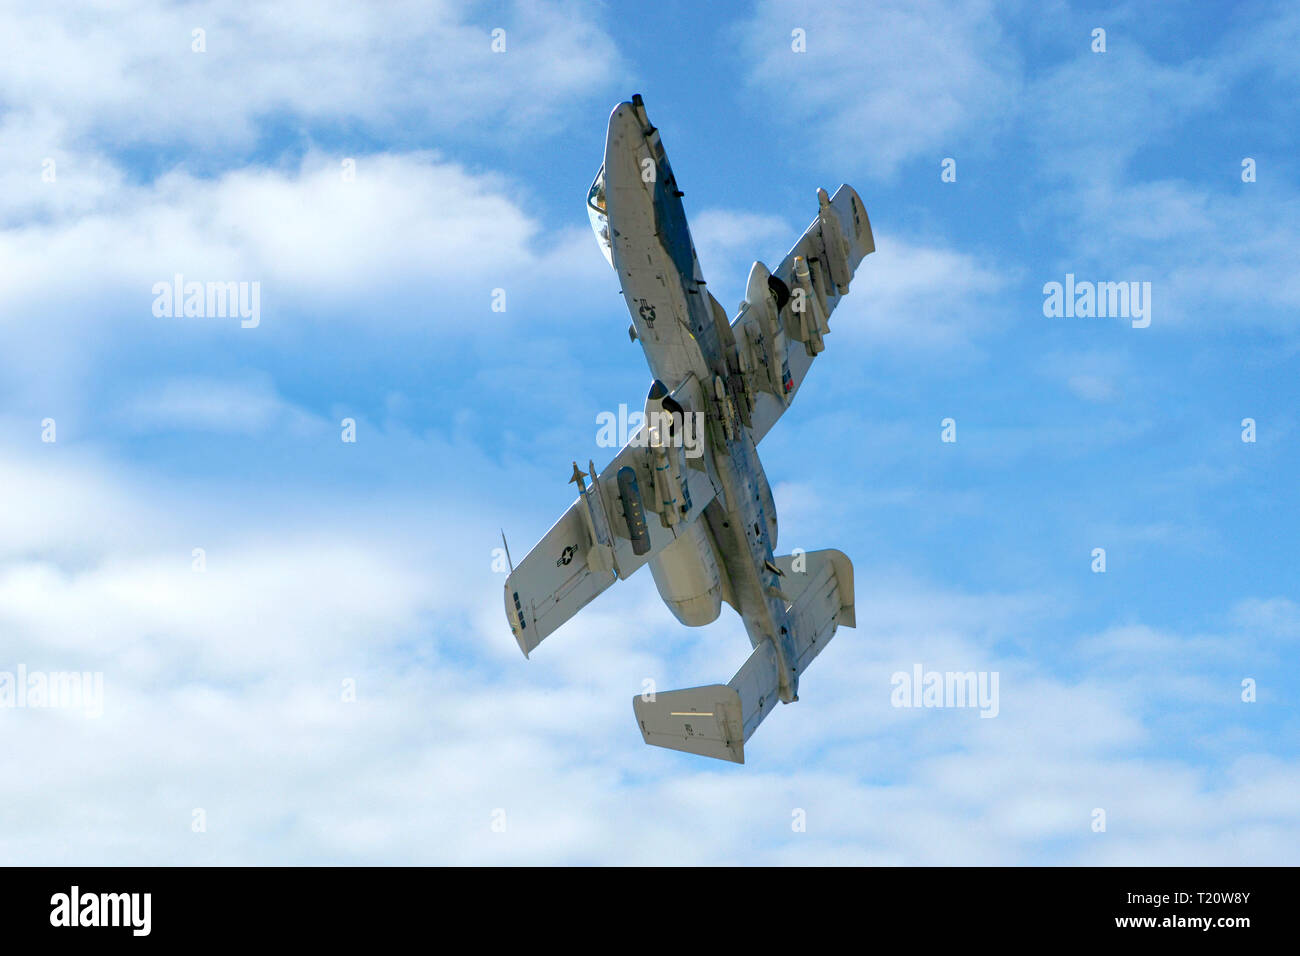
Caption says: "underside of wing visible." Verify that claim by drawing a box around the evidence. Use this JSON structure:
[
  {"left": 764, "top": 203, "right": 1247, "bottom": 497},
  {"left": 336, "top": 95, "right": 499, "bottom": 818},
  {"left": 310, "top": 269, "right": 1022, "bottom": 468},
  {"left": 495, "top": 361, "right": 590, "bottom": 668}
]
[
  {"left": 731, "top": 184, "right": 874, "bottom": 444},
  {"left": 504, "top": 376, "right": 721, "bottom": 657}
]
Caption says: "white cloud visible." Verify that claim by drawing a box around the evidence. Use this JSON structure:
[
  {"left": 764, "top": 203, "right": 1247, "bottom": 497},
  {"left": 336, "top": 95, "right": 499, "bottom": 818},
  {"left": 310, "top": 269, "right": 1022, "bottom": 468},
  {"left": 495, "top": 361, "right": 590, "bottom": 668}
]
[
  {"left": 1, "top": 445, "right": 1296, "bottom": 863},
  {"left": 0, "top": 151, "right": 573, "bottom": 305},
  {"left": 1038, "top": 349, "right": 1133, "bottom": 403},
  {"left": 735, "top": 1, "right": 1300, "bottom": 336},
  {"left": 0, "top": 0, "right": 623, "bottom": 159},
  {"left": 837, "top": 233, "right": 1011, "bottom": 348},
  {"left": 691, "top": 209, "right": 790, "bottom": 261},
  {"left": 738, "top": 0, "right": 1021, "bottom": 178},
  {"left": 1231, "top": 597, "right": 1300, "bottom": 639},
  {"left": 2, "top": 1, "right": 1296, "bottom": 867},
  {"left": 113, "top": 376, "right": 322, "bottom": 436},
  {"left": 1024, "top": 35, "right": 1300, "bottom": 332},
  {"left": 0, "top": 149, "right": 611, "bottom": 417}
]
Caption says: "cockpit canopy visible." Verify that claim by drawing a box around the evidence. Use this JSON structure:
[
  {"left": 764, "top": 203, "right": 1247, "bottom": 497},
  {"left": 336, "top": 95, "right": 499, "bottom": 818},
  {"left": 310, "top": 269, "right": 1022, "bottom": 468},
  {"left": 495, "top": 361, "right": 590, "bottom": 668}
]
[{"left": 587, "top": 165, "right": 613, "bottom": 268}]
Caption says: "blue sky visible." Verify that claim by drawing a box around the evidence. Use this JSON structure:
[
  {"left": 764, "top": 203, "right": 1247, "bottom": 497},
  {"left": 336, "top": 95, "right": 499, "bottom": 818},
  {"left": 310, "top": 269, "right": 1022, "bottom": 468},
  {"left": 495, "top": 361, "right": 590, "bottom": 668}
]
[{"left": 0, "top": 0, "right": 1296, "bottom": 864}]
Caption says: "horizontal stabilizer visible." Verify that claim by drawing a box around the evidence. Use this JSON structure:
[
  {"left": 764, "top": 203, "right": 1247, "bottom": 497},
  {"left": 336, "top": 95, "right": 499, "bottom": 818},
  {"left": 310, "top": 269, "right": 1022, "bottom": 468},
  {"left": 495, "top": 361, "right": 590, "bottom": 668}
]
[
  {"left": 633, "top": 639, "right": 782, "bottom": 764},
  {"left": 774, "top": 549, "right": 855, "bottom": 674},
  {"left": 634, "top": 550, "right": 854, "bottom": 763},
  {"left": 632, "top": 684, "right": 746, "bottom": 763}
]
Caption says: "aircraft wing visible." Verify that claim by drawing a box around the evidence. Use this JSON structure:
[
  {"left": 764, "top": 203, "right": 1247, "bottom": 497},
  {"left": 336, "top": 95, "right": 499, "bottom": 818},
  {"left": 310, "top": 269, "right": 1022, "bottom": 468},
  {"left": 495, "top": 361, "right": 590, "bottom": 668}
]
[
  {"left": 504, "top": 380, "right": 720, "bottom": 657},
  {"left": 732, "top": 184, "right": 874, "bottom": 444}
]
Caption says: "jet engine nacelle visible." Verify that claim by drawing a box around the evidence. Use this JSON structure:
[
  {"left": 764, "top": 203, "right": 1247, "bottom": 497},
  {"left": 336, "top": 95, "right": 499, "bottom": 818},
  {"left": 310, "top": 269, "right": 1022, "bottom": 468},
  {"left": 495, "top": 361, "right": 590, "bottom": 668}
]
[{"left": 649, "top": 520, "right": 723, "bottom": 627}]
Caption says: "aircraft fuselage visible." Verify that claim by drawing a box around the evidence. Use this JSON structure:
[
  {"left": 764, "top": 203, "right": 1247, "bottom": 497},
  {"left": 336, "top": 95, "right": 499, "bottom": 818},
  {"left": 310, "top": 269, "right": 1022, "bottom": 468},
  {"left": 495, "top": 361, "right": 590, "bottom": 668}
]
[{"left": 599, "top": 98, "right": 802, "bottom": 703}]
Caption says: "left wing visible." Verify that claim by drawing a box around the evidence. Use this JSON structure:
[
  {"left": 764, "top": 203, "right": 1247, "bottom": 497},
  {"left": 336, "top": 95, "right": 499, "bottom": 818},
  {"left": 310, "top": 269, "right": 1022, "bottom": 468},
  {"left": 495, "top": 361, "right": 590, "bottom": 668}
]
[
  {"left": 731, "top": 184, "right": 874, "bottom": 444},
  {"left": 504, "top": 377, "right": 720, "bottom": 657}
]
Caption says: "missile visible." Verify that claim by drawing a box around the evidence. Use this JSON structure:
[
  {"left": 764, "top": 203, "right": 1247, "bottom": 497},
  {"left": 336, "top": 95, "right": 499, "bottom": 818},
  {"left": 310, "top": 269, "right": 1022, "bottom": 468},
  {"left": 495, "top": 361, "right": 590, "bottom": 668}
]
[
  {"left": 649, "top": 427, "right": 682, "bottom": 527},
  {"left": 799, "top": 253, "right": 831, "bottom": 335},
  {"left": 644, "top": 379, "right": 690, "bottom": 525},
  {"left": 569, "top": 460, "right": 617, "bottom": 574},
  {"left": 790, "top": 256, "right": 827, "bottom": 356}
]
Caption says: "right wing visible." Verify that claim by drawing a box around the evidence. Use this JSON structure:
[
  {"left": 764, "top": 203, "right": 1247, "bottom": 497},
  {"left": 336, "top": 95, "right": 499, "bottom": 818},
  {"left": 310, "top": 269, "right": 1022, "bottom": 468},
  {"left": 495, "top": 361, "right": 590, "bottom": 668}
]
[
  {"left": 504, "top": 378, "right": 719, "bottom": 657},
  {"left": 731, "top": 184, "right": 874, "bottom": 445}
]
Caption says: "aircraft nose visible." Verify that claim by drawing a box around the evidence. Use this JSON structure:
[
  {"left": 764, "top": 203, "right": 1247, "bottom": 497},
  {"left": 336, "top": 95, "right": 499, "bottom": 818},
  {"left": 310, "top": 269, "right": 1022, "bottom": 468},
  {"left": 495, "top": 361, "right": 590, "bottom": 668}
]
[
  {"left": 608, "top": 100, "right": 637, "bottom": 125},
  {"left": 603, "top": 105, "right": 650, "bottom": 202},
  {"left": 605, "top": 102, "right": 643, "bottom": 153}
]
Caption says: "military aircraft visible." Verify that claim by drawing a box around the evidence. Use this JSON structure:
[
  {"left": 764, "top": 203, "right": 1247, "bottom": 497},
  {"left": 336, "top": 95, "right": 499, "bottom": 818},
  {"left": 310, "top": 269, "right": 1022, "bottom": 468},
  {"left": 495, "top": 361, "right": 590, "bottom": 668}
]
[{"left": 503, "top": 95, "right": 874, "bottom": 762}]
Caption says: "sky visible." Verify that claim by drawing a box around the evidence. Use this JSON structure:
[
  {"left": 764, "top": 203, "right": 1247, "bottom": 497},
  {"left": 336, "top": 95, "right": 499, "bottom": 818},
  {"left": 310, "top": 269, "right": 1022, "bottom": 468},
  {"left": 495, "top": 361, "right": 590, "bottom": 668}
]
[{"left": 0, "top": 0, "right": 1297, "bottom": 864}]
